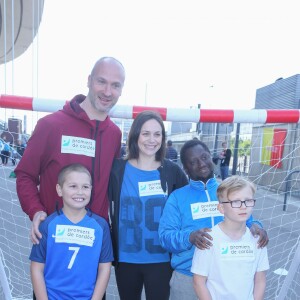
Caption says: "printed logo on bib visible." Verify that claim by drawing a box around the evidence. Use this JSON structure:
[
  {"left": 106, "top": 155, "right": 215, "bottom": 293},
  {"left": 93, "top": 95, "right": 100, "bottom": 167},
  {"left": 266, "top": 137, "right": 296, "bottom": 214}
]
[
  {"left": 138, "top": 180, "right": 164, "bottom": 197},
  {"left": 61, "top": 135, "right": 95, "bottom": 157},
  {"left": 52, "top": 225, "right": 95, "bottom": 247},
  {"left": 190, "top": 201, "right": 223, "bottom": 220},
  {"left": 220, "top": 242, "right": 255, "bottom": 261}
]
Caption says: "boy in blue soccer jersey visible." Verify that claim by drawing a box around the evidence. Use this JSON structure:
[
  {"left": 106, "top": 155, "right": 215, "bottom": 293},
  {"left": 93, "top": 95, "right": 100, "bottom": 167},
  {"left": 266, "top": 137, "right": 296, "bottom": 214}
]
[{"left": 30, "top": 163, "right": 113, "bottom": 300}]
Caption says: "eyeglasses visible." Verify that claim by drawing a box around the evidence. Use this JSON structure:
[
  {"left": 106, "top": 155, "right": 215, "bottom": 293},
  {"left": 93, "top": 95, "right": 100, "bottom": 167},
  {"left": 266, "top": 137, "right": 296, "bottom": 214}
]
[{"left": 221, "top": 199, "right": 256, "bottom": 208}]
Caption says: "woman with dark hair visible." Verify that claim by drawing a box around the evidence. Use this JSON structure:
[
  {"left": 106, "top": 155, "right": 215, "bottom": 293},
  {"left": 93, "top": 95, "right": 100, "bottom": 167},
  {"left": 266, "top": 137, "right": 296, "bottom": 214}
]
[{"left": 108, "top": 110, "right": 188, "bottom": 300}]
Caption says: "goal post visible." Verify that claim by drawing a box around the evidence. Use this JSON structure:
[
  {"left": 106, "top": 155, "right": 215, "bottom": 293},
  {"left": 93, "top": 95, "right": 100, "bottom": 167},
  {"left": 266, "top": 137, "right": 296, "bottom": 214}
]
[{"left": 0, "top": 250, "right": 12, "bottom": 300}]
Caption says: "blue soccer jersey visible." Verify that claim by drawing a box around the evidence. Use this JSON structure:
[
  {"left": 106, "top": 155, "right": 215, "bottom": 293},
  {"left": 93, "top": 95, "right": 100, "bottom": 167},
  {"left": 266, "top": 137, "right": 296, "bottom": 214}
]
[
  {"left": 119, "top": 162, "right": 170, "bottom": 263},
  {"left": 30, "top": 209, "right": 113, "bottom": 299}
]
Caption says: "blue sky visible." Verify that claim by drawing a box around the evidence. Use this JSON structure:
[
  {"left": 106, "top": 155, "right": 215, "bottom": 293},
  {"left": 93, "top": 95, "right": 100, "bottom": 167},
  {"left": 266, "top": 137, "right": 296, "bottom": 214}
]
[{"left": 1, "top": 0, "right": 300, "bottom": 130}]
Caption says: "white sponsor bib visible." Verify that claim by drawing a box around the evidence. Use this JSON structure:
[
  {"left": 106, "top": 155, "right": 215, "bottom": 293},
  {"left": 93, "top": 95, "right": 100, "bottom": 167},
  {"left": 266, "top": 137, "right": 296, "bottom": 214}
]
[
  {"left": 52, "top": 225, "right": 95, "bottom": 247},
  {"left": 219, "top": 242, "right": 255, "bottom": 261},
  {"left": 191, "top": 201, "right": 223, "bottom": 220},
  {"left": 138, "top": 180, "right": 164, "bottom": 197},
  {"left": 61, "top": 135, "right": 96, "bottom": 157}
]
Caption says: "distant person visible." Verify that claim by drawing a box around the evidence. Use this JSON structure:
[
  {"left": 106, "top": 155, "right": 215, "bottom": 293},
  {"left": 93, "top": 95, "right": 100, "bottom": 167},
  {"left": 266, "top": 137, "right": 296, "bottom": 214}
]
[
  {"left": 109, "top": 111, "right": 188, "bottom": 300},
  {"left": 10, "top": 143, "right": 18, "bottom": 166},
  {"left": 15, "top": 57, "right": 125, "bottom": 245},
  {"left": 30, "top": 163, "right": 113, "bottom": 299},
  {"left": 1, "top": 136, "right": 10, "bottom": 166},
  {"left": 120, "top": 142, "right": 127, "bottom": 158},
  {"left": 16, "top": 139, "right": 25, "bottom": 157},
  {"left": 165, "top": 140, "right": 178, "bottom": 162},
  {"left": 0, "top": 138, "right": 3, "bottom": 165},
  {"left": 10, "top": 140, "right": 25, "bottom": 169},
  {"left": 192, "top": 176, "right": 269, "bottom": 300},
  {"left": 219, "top": 141, "right": 231, "bottom": 180},
  {"left": 158, "top": 139, "right": 268, "bottom": 300}
]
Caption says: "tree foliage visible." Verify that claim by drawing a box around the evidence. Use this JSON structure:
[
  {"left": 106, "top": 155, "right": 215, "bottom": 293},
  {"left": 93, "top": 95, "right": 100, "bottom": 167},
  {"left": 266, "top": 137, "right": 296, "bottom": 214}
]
[{"left": 230, "top": 138, "right": 251, "bottom": 156}]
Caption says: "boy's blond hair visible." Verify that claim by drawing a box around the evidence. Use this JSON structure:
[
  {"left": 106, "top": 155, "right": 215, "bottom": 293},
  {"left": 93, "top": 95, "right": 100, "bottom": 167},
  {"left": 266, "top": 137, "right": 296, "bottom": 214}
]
[
  {"left": 58, "top": 163, "right": 92, "bottom": 187},
  {"left": 217, "top": 175, "right": 256, "bottom": 201}
]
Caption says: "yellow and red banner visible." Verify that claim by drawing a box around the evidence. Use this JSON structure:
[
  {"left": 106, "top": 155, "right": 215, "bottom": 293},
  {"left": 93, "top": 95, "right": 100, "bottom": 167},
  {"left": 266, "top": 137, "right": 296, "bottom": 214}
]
[{"left": 261, "top": 128, "right": 287, "bottom": 168}]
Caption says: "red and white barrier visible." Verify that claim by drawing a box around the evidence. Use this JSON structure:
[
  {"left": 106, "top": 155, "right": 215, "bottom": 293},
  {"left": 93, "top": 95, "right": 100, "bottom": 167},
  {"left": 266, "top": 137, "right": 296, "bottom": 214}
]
[{"left": 1, "top": 94, "right": 300, "bottom": 123}]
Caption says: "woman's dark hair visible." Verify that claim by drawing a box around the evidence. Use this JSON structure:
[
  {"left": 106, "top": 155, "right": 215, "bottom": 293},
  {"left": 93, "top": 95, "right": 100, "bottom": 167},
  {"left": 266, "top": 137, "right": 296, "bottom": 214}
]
[
  {"left": 127, "top": 110, "right": 166, "bottom": 161},
  {"left": 180, "top": 139, "right": 211, "bottom": 167}
]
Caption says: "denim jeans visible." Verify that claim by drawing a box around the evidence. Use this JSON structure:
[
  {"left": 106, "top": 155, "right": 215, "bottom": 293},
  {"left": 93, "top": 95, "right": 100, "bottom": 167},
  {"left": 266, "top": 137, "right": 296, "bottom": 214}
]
[{"left": 220, "top": 165, "right": 229, "bottom": 180}]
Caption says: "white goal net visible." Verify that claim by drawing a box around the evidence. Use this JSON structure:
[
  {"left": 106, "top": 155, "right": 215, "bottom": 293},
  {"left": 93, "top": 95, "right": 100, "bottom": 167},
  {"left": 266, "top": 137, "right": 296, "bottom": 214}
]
[{"left": 0, "top": 117, "right": 300, "bottom": 300}]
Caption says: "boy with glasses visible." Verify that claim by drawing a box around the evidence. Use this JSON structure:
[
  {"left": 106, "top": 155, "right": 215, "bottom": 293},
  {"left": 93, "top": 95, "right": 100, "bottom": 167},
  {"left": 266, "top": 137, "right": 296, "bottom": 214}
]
[{"left": 191, "top": 176, "right": 269, "bottom": 300}]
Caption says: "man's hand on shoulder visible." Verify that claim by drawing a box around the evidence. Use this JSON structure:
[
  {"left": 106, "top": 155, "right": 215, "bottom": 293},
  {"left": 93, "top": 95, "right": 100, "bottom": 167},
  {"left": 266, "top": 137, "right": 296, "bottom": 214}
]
[{"left": 31, "top": 211, "right": 47, "bottom": 244}]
